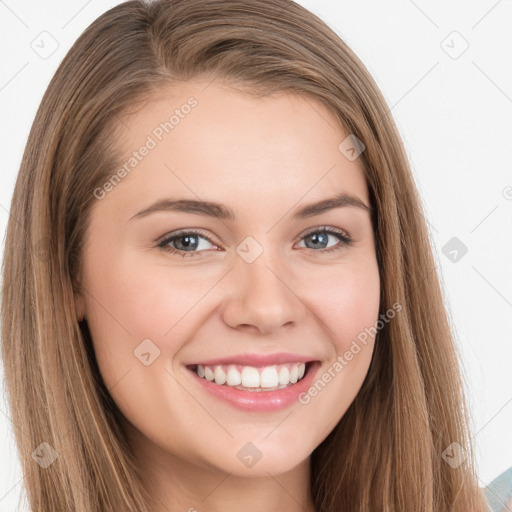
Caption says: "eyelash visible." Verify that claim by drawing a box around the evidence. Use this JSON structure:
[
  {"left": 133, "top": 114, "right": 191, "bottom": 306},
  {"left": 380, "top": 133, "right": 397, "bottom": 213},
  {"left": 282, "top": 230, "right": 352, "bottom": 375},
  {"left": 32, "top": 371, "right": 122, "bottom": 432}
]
[{"left": 157, "top": 226, "right": 354, "bottom": 258}]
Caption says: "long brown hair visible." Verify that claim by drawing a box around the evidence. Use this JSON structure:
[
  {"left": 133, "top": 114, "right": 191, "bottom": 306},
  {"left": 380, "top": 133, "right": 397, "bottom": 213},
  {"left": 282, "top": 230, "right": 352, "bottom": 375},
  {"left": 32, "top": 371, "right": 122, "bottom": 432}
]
[{"left": 1, "top": 0, "right": 488, "bottom": 510}]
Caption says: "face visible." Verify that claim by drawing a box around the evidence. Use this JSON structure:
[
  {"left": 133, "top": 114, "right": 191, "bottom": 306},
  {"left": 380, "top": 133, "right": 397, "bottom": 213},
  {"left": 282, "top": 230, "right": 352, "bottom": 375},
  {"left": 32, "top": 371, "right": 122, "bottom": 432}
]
[{"left": 75, "top": 79, "right": 380, "bottom": 482}]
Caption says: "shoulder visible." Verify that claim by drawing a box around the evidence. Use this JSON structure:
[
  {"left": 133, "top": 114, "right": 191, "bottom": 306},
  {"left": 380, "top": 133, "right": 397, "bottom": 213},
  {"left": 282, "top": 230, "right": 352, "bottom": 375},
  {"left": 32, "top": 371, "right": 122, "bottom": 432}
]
[{"left": 484, "top": 466, "right": 512, "bottom": 512}]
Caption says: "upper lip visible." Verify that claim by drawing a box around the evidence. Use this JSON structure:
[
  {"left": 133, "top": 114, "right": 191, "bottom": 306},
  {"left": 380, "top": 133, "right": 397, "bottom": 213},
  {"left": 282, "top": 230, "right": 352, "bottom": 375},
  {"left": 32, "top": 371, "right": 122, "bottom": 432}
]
[{"left": 186, "top": 352, "right": 318, "bottom": 367}]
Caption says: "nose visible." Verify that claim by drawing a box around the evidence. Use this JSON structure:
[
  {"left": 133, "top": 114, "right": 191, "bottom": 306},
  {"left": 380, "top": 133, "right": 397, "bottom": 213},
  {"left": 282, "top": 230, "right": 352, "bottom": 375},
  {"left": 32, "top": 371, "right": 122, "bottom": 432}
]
[{"left": 221, "top": 251, "right": 307, "bottom": 336}]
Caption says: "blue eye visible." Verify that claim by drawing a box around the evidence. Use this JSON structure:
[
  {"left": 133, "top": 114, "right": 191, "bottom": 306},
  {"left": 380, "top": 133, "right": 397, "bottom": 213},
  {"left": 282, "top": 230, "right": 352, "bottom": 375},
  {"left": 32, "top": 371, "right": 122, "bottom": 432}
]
[
  {"left": 297, "top": 226, "right": 354, "bottom": 254},
  {"left": 157, "top": 229, "right": 217, "bottom": 258},
  {"left": 157, "top": 226, "right": 354, "bottom": 258}
]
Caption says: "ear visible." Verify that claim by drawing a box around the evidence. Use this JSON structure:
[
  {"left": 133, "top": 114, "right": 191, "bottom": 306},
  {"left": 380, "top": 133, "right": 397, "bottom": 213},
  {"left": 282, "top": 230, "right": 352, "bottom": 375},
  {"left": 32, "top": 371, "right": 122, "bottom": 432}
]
[{"left": 74, "top": 289, "right": 87, "bottom": 322}]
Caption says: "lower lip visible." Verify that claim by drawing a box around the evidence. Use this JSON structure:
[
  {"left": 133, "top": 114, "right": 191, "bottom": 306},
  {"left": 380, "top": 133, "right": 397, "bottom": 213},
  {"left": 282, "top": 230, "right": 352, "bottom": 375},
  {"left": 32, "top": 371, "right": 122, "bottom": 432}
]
[{"left": 187, "top": 361, "right": 321, "bottom": 412}]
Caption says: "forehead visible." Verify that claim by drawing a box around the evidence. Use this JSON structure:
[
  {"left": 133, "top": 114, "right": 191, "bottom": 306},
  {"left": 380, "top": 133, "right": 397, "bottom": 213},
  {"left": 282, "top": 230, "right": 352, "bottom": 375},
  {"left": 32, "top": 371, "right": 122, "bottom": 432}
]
[{"left": 103, "top": 79, "right": 369, "bottom": 218}]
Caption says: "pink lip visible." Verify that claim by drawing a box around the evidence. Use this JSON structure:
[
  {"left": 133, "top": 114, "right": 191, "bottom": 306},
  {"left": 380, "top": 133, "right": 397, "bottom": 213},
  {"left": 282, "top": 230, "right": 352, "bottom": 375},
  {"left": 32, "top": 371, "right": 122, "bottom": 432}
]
[
  {"left": 187, "top": 352, "right": 316, "bottom": 367},
  {"left": 186, "top": 360, "right": 321, "bottom": 412}
]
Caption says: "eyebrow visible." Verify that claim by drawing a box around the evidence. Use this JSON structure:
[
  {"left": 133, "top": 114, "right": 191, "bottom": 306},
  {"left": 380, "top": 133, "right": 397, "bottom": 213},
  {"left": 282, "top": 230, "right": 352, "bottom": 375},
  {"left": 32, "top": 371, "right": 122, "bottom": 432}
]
[{"left": 128, "top": 192, "right": 371, "bottom": 222}]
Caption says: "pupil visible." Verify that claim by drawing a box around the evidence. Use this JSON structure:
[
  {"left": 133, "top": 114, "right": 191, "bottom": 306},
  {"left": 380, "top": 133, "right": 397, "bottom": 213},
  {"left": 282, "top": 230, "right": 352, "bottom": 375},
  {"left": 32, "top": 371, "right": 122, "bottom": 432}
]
[
  {"left": 308, "top": 232, "right": 327, "bottom": 249},
  {"left": 178, "top": 235, "right": 198, "bottom": 250}
]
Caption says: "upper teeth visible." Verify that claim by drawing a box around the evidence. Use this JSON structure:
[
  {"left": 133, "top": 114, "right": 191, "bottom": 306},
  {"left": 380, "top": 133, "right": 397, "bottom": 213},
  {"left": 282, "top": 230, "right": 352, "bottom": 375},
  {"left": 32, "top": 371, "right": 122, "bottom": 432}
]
[{"left": 195, "top": 362, "right": 306, "bottom": 389}]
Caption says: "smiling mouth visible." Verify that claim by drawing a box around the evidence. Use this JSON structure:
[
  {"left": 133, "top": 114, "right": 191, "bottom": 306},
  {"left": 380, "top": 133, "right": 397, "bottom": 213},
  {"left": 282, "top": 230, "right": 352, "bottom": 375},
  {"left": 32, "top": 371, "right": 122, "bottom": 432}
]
[{"left": 186, "top": 361, "right": 313, "bottom": 392}]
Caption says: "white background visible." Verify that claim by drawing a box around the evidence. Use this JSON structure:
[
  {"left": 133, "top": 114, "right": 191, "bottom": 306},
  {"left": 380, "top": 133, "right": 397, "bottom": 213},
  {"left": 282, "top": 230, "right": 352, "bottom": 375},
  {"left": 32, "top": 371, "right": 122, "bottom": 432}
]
[{"left": 1, "top": 0, "right": 511, "bottom": 509}]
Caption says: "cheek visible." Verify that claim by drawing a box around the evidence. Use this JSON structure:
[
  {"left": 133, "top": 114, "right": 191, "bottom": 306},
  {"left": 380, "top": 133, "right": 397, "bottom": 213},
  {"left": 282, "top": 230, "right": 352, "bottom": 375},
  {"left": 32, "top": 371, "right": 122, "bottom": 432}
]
[
  {"left": 85, "top": 255, "right": 204, "bottom": 343},
  {"left": 295, "top": 259, "right": 381, "bottom": 427},
  {"left": 80, "top": 255, "right": 184, "bottom": 392},
  {"left": 307, "top": 258, "right": 381, "bottom": 352}
]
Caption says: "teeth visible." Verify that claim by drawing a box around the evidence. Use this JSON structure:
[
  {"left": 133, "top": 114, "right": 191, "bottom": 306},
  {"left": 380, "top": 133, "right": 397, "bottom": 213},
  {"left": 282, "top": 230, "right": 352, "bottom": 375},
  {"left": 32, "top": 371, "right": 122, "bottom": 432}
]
[
  {"left": 226, "top": 365, "right": 242, "bottom": 386},
  {"left": 260, "top": 366, "right": 279, "bottom": 388},
  {"left": 214, "top": 366, "right": 227, "bottom": 385},
  {"left": 194, "top": 362, "right": 308, "bottom": 390},
  {"left": 278, "top": 366, "right": 290, "bottom": 385},
  {"left": 289, "top": 364, "right": 299, "bottom": 384},
  {"left": 242, "top": 367, "right": 260, "bottom": 387},
  {"left": 204, "top": 366, "right": 214, "bottom": 381}
]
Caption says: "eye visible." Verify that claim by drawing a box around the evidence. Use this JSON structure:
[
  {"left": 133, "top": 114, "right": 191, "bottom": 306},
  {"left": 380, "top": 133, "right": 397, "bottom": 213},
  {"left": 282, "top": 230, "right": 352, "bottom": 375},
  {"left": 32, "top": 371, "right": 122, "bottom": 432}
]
[
  {"left": 157, "top": 229, "right": 218, "bottom": 258},
  {"left": 295, "top": 226, "right": 354, "bottom": 256},
  {"left": 157, "top": 226, "right": 354, "bottom": 258}
]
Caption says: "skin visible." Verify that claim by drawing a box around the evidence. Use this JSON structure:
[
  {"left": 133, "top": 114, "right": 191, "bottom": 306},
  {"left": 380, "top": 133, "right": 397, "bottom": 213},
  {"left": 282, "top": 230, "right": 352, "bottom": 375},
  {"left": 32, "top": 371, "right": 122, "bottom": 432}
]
[{"left": 75, "top": 79, "right": 381, "bottom": 512}]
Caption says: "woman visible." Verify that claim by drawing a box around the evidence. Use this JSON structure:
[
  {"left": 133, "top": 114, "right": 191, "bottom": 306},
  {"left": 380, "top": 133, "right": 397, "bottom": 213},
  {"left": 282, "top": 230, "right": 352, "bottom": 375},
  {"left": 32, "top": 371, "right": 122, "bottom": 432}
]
[{"left": 0, "top": 0, "right": 493, "bottom": 510}]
